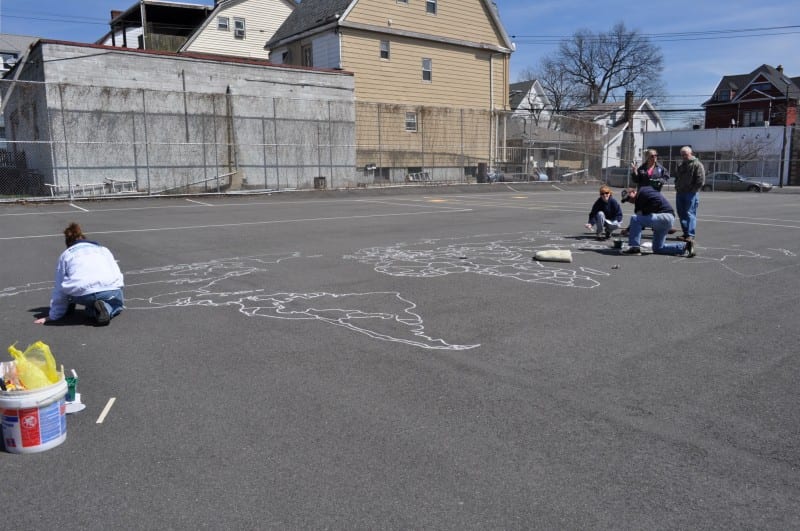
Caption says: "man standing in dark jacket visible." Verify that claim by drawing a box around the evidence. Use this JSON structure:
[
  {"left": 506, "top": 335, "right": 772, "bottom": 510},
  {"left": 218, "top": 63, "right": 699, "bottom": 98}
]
[
  {"left": 621, "top": 186, "right": 696, "bottom": 257},
  {"left": 674, "top": 146, "right": 705, "bottom": 241}
]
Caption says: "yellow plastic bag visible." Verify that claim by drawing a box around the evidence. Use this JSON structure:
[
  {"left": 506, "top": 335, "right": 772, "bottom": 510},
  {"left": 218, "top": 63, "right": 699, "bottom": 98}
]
[{"left": 7, "top": 341, "right": 60, "bottom": 390}]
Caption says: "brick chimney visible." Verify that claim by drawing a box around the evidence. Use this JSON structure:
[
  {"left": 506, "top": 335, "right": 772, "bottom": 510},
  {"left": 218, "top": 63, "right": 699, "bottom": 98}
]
[
  {"left": 777, "top": 64, "right": 784, "bottom": 74},
  {"left": 110, "top": 10, "right": 123, "bottom": 20}
]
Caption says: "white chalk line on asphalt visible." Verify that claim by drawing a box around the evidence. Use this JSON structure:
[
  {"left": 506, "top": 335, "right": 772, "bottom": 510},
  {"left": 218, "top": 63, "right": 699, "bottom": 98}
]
[
  {"left": 185, "top": 198, "right": 214, "bottom": 206},
  {"left": 69, "top": 203, "right": 89, "bottom": 212},
  {"left": 0, "top": 208, "right": 474, "bottom": 240},
  {"left": 96, "top": 397, "right": 116, "bottom": 424},
  {"left": 0, "top": 196, "right": 472, "bottom": 216}
]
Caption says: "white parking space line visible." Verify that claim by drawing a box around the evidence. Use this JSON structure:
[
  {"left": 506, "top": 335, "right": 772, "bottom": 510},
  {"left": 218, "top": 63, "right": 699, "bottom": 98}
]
[
  {"left": 96, "top": 397, "right": 116, "bottom": 424},
  {"left": 185, "top": 198, "right": 214, "bottom": 206},
  {"left": 70, "top": 203, "right": 89, "bottom": 212},
  {"left": 0, "top": 208, "right": 474, "bottom": 240}
]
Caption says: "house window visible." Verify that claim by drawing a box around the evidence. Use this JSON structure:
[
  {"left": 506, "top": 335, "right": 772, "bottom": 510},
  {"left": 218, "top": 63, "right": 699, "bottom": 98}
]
[
  {"left": 397, "top": 0, "right": 408, "bottom": 3},
  {"left": 717, "top": 90, "right": 730, "bottom": 102},
  {"left": 752, "top": 82, "right": 771, "bottom": 92},
  {"left": 426, "top": 0, "right": 437, "bottom": 14},
  {"left": 405, "top": 112, "right": 418, "bottom": 132},
  {"left": 234, "top": 18, "right": 246, "bottom": 39},
  {"left": 281, "top": 51, "right": 291, "bottom": 63},
  {"left": 380, "top": 40, "right": 390, "bottom": 60},
  {"left": 422, "top": 58, "right": 432, "bottom": 82},
  {"left": 218, "top": 16, "right": 229, "bottom": 31},
  {"left": 301, "top": 44, "right": 313, "bottom": 67},
  {"left": 743, "top": 110, "right": 764, "bottom": 127}
]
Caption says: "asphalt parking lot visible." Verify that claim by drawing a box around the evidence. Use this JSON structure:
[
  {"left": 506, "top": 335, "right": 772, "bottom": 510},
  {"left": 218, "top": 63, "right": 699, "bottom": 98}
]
[{"left": 2, "top": 183, "right": 799, "bottom": 529}]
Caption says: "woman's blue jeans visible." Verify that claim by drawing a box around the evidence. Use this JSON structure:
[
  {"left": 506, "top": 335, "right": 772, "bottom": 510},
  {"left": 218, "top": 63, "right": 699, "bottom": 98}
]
[{"left": 68, "top": 289, "right": 125, "bottom": 320}]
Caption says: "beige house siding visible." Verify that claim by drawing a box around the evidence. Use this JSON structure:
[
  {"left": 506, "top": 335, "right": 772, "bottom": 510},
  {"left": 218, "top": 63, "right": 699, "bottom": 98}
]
[
  {"left": 183, "top": 0, "right": 294, "bottom": 59},
  {"left": 345, "top": 0, "right": 506, "bottom": 47},
  {"left": 265, "top": 0, "right": 512, "bottom": 179},
  {"left": 341, "top": 29, "right": 508, "bottom": 110},
  {"left": 355, "top": 102, "right": 493, "bottom": 171}
]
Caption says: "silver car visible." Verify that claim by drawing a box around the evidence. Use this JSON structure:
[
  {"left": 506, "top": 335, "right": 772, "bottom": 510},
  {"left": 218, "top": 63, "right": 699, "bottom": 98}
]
[{"left": 703, "top": 172, "right": 773, "bottom": 192}]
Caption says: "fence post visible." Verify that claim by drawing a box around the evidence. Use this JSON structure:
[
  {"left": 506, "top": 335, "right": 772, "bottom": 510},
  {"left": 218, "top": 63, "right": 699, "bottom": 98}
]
[
  {"left": 141, "top": 88, "right": 151, "bottom": 194},
  {"left": 261, "top": 116, "right": 268, "bottom": 189},
  {"left": 272, "top": 97, "right": 280, "bottom": 191},
  {"left": 57, "top": 84, "right": 73, "bottom": 199},
  {"left": 377, "top": 103, "right": 383, "bottom": 183},
  {"left": 460, "top": 109, "right": 465, "bottom": 183},
  {"left": 328, "top": 100, "right": 334, "bottom": 189}
]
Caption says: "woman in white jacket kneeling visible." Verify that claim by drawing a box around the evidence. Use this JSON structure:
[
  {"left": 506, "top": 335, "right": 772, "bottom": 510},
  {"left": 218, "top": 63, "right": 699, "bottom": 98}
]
[{"left": 35, "top": 222, "right": 124, "bottom": 326}]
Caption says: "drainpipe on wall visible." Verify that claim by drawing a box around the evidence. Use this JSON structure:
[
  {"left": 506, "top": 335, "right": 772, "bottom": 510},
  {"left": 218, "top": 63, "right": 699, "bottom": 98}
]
[
  {"left": 139, "top": 0, "right": 147, "bottom": 50},
  {"left": 488, "top": 52, "right": 504, "bottom": 171}
]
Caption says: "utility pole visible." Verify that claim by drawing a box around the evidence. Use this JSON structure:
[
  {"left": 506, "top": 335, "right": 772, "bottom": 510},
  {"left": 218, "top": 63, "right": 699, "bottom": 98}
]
[
  {"left": 778, "top": 80, "right": 790, "bottom": 188},
  {"left": 621, "top": 90, "right": 635, "bottom": 186}
]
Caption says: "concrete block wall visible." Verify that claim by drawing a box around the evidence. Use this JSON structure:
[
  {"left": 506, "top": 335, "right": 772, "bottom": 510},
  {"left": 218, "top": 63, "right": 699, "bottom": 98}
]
[{"left": 3, "top": 41, "right": 356, "bottom": 193}]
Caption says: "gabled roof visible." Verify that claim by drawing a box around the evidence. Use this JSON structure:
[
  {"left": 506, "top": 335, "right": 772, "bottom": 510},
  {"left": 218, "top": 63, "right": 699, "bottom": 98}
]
[
  {"left": 509, "top": 80, "right": 550, "bottom": 111},
  {"left": 179, "top": 0, "right": 298, "bottom": 53},
  {"left": 703, "top": 64, "right": 800, "bottom": 106},
  {"left": 266, "top": 0, "right": 513, "bottom": 51},
  {"left": 572, "top": 99, "right": 663, "bottom": 128}
]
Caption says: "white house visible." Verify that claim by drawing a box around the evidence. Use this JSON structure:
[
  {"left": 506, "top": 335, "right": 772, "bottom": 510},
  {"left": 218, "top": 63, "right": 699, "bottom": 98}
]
[
  {"left": 509, "top": 79, "right": 552, "bottom": 132},
  {"left": 180, "top": 0, "right": 296, "bottom": 59},
  {"left": 96, "top": 0, "right": 295, "bottom": 59},
  {"left": 574, "top": 98, "right": 665, "bottom": 169}
]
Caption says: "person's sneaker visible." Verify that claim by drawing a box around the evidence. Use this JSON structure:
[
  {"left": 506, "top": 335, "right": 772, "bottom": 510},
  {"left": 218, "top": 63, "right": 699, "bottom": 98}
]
[
  {"left": 94, "top": 300, "right": 110, "bottom": 326},
  {"left": 668, "top": 228, "right": 678, "bottom": 234},
  {"left": 622, "top": 247, "right": 642, "bottom": 255},
  {"left": 596, "top": 234, "right": 607, "bottom": 241},
  {"left": 685, "top": 240, "right": 696, "bottom": 258},
  {"left": 604, "top": 229, "right": 612, "bottom": 239}
]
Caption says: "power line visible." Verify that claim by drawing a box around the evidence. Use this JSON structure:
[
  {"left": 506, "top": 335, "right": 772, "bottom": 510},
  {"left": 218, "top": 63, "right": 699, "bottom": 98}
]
[{"left": 511, "top": 25, "right": 800, "bottom": 44}]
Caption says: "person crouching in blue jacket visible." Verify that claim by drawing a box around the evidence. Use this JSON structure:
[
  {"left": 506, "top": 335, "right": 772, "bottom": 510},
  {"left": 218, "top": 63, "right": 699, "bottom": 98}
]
[
  {"left": 585, "top": 185, "right": 623, "bottom": 240},
  {"left": 34, "top": 222, "right": 125, "bottom": 326},
  {"left": 620, "top": 187, "right": 696, "bottom": 257}
]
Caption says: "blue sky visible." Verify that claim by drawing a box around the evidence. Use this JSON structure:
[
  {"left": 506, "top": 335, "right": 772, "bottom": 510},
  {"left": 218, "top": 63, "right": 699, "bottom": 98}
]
[{"left": 1, "top": 0, "right": 798, "bottom": 125}]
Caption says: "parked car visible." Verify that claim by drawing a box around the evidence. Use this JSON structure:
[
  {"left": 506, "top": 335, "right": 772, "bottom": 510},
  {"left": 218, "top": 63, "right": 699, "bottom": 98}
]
[
  {"left": 703, "top": 172, "right": 773, "bottom": 192},
  {"left": 487, "top": 170, "right": 505, "bottom": 183}
]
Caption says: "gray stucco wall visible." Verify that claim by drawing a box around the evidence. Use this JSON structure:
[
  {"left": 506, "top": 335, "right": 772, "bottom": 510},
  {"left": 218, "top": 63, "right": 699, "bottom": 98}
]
[{"left": 3, "top": 42, "right": 356, "bottom": 193}]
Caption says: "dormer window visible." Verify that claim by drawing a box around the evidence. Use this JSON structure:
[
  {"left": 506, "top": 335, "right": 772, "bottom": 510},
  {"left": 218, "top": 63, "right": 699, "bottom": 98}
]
[
  {"left": 752, "top": 82, "right": 771, "bottom": 92},
  {"left": 718, "top": 90, "right": 730, "bottom": 102}
]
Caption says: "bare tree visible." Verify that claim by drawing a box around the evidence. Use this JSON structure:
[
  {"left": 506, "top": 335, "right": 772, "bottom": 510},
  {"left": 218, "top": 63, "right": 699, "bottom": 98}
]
[
  {"left": 518, "top": 60, "right": 580, "bottom": 129},
  {"left": 725, "top": 134, "right": 775, "bottom": 173},
  {"left": 540, "top": 22, "right": 664, "bottom": 107}
]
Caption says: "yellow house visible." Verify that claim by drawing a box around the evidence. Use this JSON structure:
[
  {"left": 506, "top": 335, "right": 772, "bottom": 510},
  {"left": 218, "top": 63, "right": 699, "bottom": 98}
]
[{"left": 265, "top": 0, "right": 514, "bottom": 182}]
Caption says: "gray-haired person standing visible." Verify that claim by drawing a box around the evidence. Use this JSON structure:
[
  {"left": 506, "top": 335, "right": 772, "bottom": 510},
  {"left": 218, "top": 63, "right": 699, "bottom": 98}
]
[{"left": 674, "top": 146, "right": 705, "bottom": 242}]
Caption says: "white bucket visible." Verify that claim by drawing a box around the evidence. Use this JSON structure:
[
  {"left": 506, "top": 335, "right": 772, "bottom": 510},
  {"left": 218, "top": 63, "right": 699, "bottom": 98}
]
[{"left": 1, "top": 378, "right": 68, "bottom": 454}]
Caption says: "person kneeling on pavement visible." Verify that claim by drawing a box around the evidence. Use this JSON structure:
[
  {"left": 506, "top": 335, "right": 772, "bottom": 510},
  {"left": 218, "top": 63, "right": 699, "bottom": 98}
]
[
  {"left": 34, "top": 222, "right": 125, "bottom": 326},
  {"left": 620, "top": 186, "right": 696, "bottom": 257}
]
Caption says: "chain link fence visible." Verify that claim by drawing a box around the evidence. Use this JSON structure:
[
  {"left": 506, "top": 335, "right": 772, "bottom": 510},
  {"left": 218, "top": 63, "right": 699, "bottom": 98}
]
[
  {"left": 1, "top": 79, "right": 795, "bottom": 200},
  {"left": 1, "top": 80, "right": 512, "bottom": 199}
]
